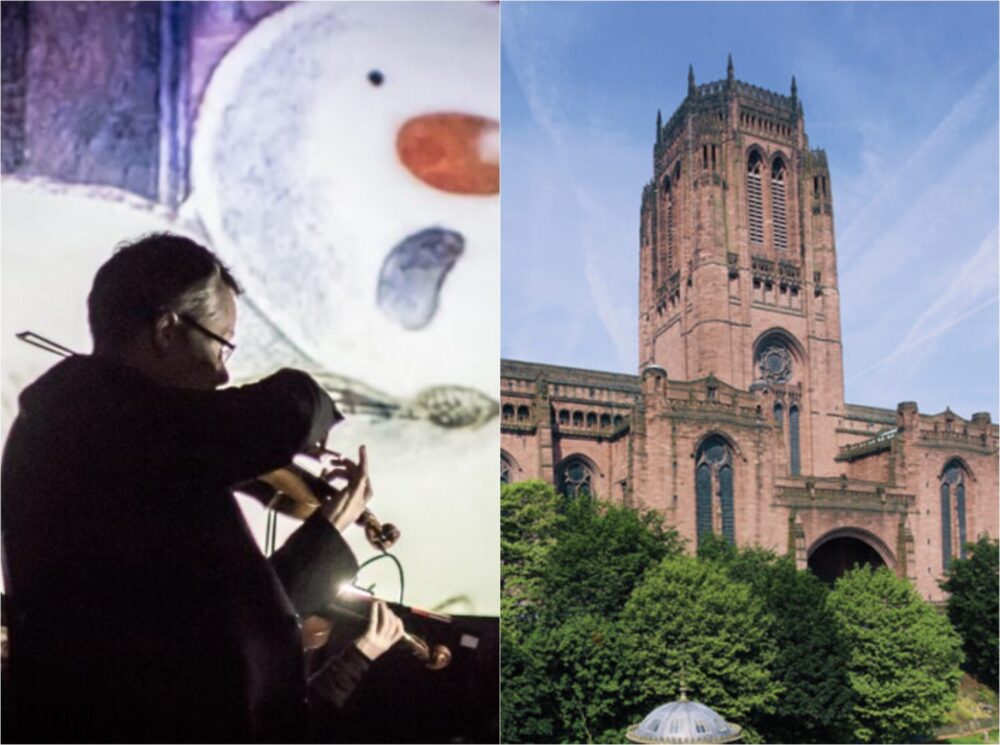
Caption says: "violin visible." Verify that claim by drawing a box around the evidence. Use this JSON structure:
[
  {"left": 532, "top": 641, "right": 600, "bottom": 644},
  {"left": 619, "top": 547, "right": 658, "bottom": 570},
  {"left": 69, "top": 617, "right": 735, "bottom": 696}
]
[
  {"left": 239, "top": 452, "right": 401, "bottom": 551},
  {"left": 304, "top": 592, "right": 453, "bottom": 671},
  {"left": 241, "top": 455, "right": 452, "bottom": 669}
]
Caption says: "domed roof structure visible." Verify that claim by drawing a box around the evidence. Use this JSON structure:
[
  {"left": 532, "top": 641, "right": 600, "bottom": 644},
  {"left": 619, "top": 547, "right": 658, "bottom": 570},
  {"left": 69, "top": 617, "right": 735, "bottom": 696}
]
[{"left": 626, "top": 688, "right": 741, "bottom": 744}]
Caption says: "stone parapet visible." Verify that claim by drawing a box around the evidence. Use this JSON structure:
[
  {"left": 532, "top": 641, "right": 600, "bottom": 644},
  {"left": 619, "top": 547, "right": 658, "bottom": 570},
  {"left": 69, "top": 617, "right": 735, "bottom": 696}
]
[{"left": 775, "top": 476, "right": 914, "bottom": 514}]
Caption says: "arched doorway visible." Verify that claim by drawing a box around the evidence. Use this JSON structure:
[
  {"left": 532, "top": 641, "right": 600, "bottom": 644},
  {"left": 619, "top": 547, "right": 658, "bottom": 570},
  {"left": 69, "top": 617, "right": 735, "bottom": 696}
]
[{"left": 807, "top": 529, "right": 892, "bottom": 585}]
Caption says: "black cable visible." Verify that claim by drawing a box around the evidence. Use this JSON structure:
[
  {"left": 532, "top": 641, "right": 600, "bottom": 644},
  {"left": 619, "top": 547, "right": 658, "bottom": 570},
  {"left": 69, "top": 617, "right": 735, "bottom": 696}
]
[{"left": 356, "top": 551, "right": 405, "bottom": 604}]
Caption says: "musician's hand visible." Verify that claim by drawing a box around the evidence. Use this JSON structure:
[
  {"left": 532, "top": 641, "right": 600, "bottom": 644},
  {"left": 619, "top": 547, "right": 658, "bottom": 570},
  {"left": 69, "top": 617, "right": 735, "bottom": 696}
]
[
  {"left": 354, "top": 600, "right": 404, "bottom": 661},
  {"left": 318, "top": 445, "right": 374, "bottom": 532}
]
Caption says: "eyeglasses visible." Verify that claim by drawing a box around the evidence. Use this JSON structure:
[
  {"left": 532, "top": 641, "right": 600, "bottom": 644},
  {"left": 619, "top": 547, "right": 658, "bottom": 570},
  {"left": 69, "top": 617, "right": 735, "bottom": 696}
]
[{"left": 178, "top": 313, "right": 236, "bottom": 363}]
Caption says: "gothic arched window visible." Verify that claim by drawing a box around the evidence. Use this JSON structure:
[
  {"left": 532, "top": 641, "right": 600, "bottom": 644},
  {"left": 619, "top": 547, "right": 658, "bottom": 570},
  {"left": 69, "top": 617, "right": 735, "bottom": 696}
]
[
  {"left": 500, "top": 451, "right": 514, "bottom": 484},
  {"left": 771, "top": 157, "right": 788, "bottom": 251},
  {"left": 695, "top": 435, "right": 735, "bottom": 547},
  {"left": 789, "top": 405, "right": 801, "bottom": 476},
  {"left": 517, "top": 405, "right": 530, "bottom": 423},
  {"left": 501, "top": 404, "right": 514, "bottom": 422},
  {"left": 558, "top": 457, "right": 594, "bottom": 499},
  {"left": 940, "top": 461, "right": 968, "bottom": 568},
  {"left": 747, "top": 152, "right": 764, "bottom": 245}
]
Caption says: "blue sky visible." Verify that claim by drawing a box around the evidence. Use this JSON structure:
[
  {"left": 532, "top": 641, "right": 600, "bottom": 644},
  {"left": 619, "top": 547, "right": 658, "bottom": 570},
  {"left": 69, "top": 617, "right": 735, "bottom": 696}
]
[{"left": 501, "top": 1, "right": 999, "bottom": 420}]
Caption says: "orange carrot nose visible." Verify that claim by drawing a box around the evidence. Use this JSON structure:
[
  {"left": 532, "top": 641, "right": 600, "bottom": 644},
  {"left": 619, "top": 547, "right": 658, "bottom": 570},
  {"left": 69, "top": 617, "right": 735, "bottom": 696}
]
[{"left": 396, "top": 113, "right": 499, "bottom": 195}]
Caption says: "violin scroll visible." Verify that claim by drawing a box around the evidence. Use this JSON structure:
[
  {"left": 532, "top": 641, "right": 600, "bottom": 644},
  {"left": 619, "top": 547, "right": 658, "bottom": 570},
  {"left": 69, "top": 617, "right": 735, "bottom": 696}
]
[
  {"left": 401, "top": 631, "right": 452, "bottom": 671},
  {"left": 358, "top": 510, "right": 400, "bottom": 551}
]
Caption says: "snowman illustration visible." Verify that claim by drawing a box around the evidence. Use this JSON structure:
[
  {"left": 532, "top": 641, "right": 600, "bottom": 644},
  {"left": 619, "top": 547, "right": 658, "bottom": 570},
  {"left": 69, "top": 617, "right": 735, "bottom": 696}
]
[
  {"left": 1, "top": 2, "right": 500, "bottom": 614},
  {"left": 189, "top": 1, "right": 500, "bottom": 614}
]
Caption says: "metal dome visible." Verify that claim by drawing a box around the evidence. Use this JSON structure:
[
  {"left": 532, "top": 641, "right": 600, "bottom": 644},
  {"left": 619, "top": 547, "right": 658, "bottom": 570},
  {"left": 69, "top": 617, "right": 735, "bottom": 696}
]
[{"left": 626, "top": 692, "right": 741, "bottom": 744}]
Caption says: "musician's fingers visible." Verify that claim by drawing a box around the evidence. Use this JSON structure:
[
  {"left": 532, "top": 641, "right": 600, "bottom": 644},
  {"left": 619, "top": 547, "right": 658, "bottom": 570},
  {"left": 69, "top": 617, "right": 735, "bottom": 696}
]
[
  {"left": 387, "top": 612, "right": 404, "bottom": 644},
  {"left": 321, "top": 467, "right": 352, "bottom": 483},
  {"left": 324, "top": 462, "right": 360, "bottom": 483},
  {"left": 367, "top": 601, "right": 380, "bottom": 634},
  {"left": 358, "top": 445, "right": 368, "bottom": 478},
  {"left": 374, "top": 600, "right": 389, "bottom": 633},
  {"left": 323, "top": 453, "right": 359, "bottom": 474},
  {"left": 377, "top": 604, "right": 401, "bottom": 640}
]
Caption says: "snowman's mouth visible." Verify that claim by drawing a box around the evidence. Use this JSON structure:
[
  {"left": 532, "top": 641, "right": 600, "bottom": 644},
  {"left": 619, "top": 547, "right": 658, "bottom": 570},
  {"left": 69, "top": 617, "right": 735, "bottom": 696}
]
[{"left": 377, "top": 227, "right": 465, "bottom": 331}]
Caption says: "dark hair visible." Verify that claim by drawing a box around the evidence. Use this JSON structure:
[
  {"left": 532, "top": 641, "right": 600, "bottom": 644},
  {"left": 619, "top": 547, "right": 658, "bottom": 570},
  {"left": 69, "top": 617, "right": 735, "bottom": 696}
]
[{"left": 87, "top": 233, "right": 242, "bottom": 351}]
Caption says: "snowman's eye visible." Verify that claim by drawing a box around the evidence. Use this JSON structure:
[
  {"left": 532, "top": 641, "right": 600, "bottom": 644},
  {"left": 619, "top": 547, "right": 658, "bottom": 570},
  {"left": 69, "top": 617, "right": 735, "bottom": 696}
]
[
  {"left": 368, "top": 70, "right": 384, "bottom": 87},
  {"left": 396, "top": 113, "right": 499, "bottom": 195}
]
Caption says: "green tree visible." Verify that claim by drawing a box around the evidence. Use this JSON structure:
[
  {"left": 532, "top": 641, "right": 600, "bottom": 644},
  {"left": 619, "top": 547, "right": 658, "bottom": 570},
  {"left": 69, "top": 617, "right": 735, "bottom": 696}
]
[
  {"left": 501, "top": 480, "right": 566, "bottom": 630},
  {"left": 828, "top": 565, "right": 965, "bottom": 743},
  {"left": 501, "top": 484, "right": 682, "bottom": 743},
  {"left": 541, "top": 493, "right": 683, "bottom": 621},
  {"left": 618, "top": 555, "right": 782, "bottom": 743},
  {"left": 940, "top": 534, "right": 999, "bottom": 689},
  {"left": 698, "top": 535, "right": 854, "bottom": 743},
  {"left": 501, "top": 481, "right": 565, "bottom": 743},
  {"left": 535, "top": 614, "right": 630, "bottom": 743},
  {"left": 500, "top": 628, "right": 556, "bottom": 743}
]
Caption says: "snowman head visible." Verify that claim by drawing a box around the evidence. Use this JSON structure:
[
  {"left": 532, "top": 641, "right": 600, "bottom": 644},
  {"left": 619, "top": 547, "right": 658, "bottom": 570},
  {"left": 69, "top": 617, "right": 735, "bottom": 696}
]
[{"left": 191, "top": 2, "right": 499, "bottom": 400}]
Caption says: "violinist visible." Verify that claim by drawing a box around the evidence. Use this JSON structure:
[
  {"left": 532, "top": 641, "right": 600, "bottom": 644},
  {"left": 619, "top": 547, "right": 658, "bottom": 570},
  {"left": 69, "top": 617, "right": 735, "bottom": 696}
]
[{"left": 1, "top": 233, "right": 390, "bottom": 743}]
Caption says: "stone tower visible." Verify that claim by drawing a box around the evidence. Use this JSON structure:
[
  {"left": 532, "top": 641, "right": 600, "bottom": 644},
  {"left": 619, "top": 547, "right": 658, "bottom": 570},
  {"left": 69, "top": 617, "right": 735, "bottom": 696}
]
[
  {"left": 503, "top": 58, "right": 998, "bottom": 603},
  {"left": 639, "top": 57, "right": 844, "bottom": 476}
]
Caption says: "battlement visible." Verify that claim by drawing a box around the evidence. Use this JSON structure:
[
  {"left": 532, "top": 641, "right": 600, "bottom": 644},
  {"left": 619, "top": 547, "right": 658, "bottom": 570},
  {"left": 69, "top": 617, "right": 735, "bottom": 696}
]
[{"left": 655, "top": 58, "right": 801, "bottom": 153}]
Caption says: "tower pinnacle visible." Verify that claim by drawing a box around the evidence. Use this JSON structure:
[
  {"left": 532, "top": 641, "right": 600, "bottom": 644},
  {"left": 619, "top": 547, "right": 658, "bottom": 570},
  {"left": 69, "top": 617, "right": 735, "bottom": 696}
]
[
  {"left": 688, "top": 64, "right": 695, "bottom": 96},
  {"left": 727, "top": 53, "right": 734, "bottom": 81}
]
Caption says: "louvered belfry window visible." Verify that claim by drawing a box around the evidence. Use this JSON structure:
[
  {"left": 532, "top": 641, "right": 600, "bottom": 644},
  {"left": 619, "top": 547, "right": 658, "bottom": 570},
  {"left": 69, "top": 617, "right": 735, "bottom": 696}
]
[
  {"left": 747, "top": 153, "right": 764, "bottom": 245},
  {"left": 667, "top": 191, "right": 675, "bottom": 274},
  {"left": 663, "top": 178, "right": 675, "bottom": 277},
  {"left": 772, "top": 159, "right": 788, "bottom": 251}
]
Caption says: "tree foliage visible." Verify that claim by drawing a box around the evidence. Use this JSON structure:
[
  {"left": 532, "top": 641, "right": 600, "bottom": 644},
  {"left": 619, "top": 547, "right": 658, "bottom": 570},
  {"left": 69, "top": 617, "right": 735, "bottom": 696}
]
[
  {"left": 500, "top": 483, "right": 681, "bottom": 742},
  {"left": 501, "top": 480, "right": 566, "bottom": 633},
  {"left": 502, "top": 483, "right": 966, "bottom": 744},
  {"left": 540, "top": 494, "right": 683, "bottom": 621},
  {"left": 500, "top": 628, "right": 555, "bottom": 744},
  {"left": 618, "top": 555, "right": 781, "bottom": 743},
  {"left": 829, "top": 565, "right": 965, "bottom": 743},
  {"left": 940, "top": 534, "right": 999, "bottom": 690},
  {"left": 698, "top": 535, "right": 853, "bottom": 743}
]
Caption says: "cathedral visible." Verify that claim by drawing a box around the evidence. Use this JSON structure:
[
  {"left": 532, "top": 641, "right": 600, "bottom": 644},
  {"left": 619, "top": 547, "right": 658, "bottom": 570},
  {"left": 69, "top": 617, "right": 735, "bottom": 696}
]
[{"left": 500, "top": 59, "right": 998, "bottom": 603}]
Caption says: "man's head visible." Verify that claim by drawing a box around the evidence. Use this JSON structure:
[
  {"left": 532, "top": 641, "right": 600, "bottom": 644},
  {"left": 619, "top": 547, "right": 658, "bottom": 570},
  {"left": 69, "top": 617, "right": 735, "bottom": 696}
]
[{"left": 88, "top": 233, "right": 242, "bottom": 390}]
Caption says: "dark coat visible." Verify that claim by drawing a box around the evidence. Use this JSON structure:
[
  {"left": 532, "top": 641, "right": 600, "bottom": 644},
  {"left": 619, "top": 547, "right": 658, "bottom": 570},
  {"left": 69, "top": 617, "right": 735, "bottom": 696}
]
[{"left": 1, "top": 355, "right": 356, "bottom": 743}]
